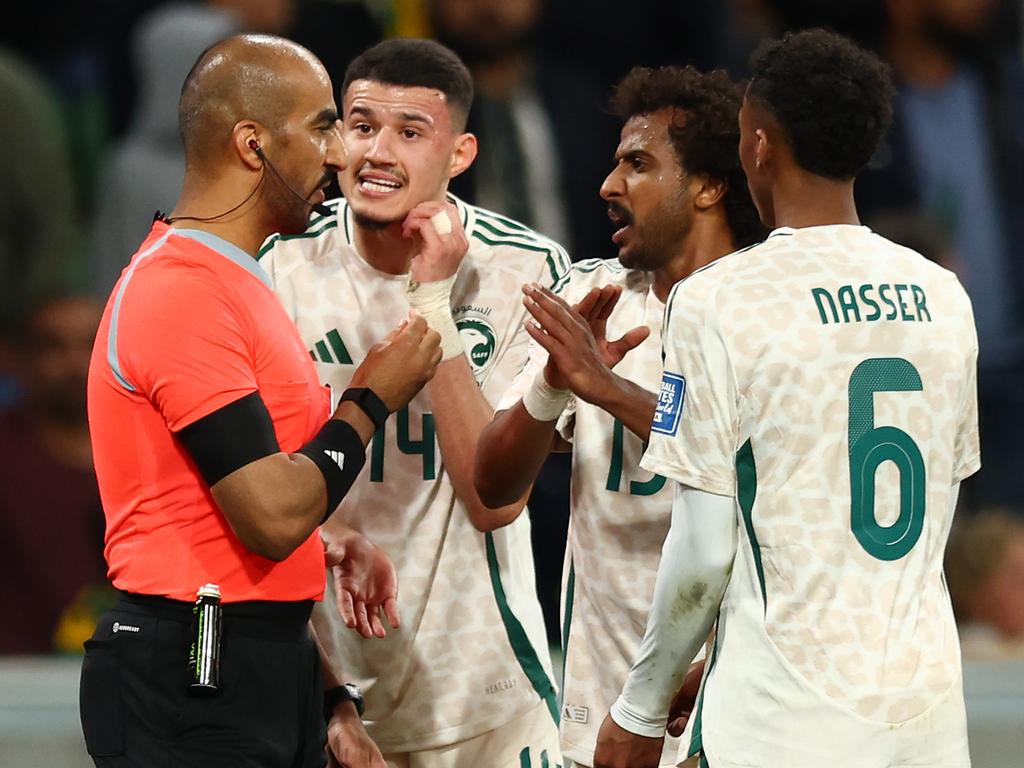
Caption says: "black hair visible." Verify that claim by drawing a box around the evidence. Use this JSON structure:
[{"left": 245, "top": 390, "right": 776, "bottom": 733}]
[
  {"left": 343, "top": 38, "right": 474, "bottom": 130},
  {"left": 611, "top": 65, "right": 765, "bottom": 248},
  {"left": 747, "top": 28, "right": 895, "bottom": 180}
]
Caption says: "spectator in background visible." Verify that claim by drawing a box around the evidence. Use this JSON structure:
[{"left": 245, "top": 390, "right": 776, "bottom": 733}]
[
  {"left": 431, "top": 0, "right": 619, "bottom": 262},
  {"left": 0, "top": 47, "right": 85, "bottom": 332},
  {"left": 0, "top": 294, "right": 109, "bottom": 655},
  {"left": 89, "top": 0, "right": 298, "bottom": 296},
  {"left": 946, "top": 509, "right": 1024, "bottom": 659},
  {"left": 858, "top": 0, "right": 1024, "bottom": 508}
]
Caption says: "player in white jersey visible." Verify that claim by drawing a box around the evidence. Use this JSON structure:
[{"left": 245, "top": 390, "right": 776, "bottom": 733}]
[
  {"left": 596, "top": 29, "right": 980, "bottom": 768},
  {"left": 259, "top": 39, "right": 565, "bottom": 768},
  {"left": 474, "top": 67, "right": 765, "bottom": 768}
]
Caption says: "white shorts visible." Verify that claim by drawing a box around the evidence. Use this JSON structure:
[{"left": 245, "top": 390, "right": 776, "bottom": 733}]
[{"left": 384, "top": 701, "right": 562, "bottom": 768}]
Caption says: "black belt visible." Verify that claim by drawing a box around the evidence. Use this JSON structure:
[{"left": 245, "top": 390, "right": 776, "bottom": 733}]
[{"left": 117, "top": 591, "right": 313, "bottom": 642}]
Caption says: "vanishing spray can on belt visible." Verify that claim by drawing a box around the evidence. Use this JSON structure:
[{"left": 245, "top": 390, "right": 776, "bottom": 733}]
[{"left": 188, "top": 583, "right": 222, "bottom": 695}]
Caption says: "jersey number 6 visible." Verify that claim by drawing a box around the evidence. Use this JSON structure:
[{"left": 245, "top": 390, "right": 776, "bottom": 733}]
[{"left": 847, "top": 357, "right": 926, "bottom": 561}]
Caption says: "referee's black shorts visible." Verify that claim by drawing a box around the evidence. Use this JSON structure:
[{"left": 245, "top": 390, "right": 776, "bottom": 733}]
[{"left": 79, "top": 592, "right": 327, "bottom": 768}]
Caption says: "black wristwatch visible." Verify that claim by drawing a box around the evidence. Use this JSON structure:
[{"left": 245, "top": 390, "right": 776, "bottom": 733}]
[
  {"left": 323, "top": 682, "right": 365, "bottom": 720},
  {"left": 340, "top": 387, "right": 390, "bottom": 431}
]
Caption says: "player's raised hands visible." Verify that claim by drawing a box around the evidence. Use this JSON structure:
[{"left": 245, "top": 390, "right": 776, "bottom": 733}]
[
  {"left": 322, "top": 527, "right": 400, "bottom": 639},
  {"left": 522, "top": 282, "right": 650, "bottom": 403},
  {"left": 403, "top": 200, "right": 468, "bottom": 284},
  {"left": 351, "top": 312, "right": 442, "bottom": 411},
  {"left": 594, "top": 713, "right": 665, "bottom": 768}
]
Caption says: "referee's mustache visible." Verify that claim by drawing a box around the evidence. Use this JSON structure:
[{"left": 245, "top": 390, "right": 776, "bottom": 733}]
[{"left": 314, "top": 173, "right": 335, "bottom": 194}]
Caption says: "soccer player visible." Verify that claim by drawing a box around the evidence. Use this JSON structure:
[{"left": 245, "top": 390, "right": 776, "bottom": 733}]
[
  {"left": 594, "top": 29, "right": 980, "bottom": 768},
  {"left": 259, "top": 39, "right": 566, "bottom": 767},
  {"left": 474, "top": 65, "right": 764, "bottom": 768}
]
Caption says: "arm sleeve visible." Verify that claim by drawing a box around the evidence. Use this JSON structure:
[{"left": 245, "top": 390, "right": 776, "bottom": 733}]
[
  {"left": 610, "top": 484, "right": 737, "bottom": 737},
  {"left": 117, "top": 267, "right": 260, "bottom": 432},
  {"left": 640, "top": 280, "right": 739, "bottom": 496}
]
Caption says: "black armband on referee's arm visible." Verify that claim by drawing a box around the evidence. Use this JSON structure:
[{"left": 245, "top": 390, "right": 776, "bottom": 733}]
[
  {"left": 296, "top": 420, "right": 368, "bottom": 521},
  {"left": 176, "top": 392, "right": 280, "bottom": 486}
]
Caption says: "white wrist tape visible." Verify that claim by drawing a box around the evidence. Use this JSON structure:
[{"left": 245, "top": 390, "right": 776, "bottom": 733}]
[
  {"left": 407, "top": 274, "right": 463, "bottom": 360},
  {"left": 522, "top": 370, "right": 571, "bottom": 422}
]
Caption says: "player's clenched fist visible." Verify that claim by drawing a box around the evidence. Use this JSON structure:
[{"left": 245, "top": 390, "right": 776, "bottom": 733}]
[{"left": 351, "top": 312, "right": 442, "bottom": 412}]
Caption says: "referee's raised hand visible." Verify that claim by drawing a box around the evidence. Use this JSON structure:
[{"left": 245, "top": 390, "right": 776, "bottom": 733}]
[{"left": 351, "top": 312, "right": 442, "bottom": 412}]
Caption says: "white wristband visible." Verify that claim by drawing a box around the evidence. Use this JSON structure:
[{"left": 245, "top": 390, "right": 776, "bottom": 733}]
[
  {"left": 521, "top": 371, "right": 571, "bottom": 422},
  {"left": 407, "top": 274, "right": 463, "bottom": 361}
]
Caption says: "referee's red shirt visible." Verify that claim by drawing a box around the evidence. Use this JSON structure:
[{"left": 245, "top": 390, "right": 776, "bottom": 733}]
[{"left": 88, "top": 222, "right": 329, "bottom": 602}]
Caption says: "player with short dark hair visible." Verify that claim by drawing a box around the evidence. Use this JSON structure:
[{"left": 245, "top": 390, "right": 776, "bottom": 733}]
[
  {"left": 744, "top": 29, "right": 894, "bottom": 183},
  {"left": 261, "top": 37, "right": 565, "bottom": 767},
  {"left": 342, "top": 37, "right": 475, "bottom": 131},
  {"left": 596, "top": 28, "right": 978, "bottom": 768}
]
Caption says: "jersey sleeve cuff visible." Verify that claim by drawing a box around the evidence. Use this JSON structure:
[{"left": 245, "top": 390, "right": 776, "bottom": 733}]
[
  {"left": 639, "top": 452, "right": 734, "bottom": 497},
  {"left": 952, "top": 455, "right": 981, "bottom": 484},
  {"left": 609, "top": 694, "right": 668, "bottom": 739}
]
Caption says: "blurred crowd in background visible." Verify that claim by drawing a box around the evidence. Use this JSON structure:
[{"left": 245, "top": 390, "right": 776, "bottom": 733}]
[{"left": 0, "top": 0, "right": 1022, "bottom": 662}]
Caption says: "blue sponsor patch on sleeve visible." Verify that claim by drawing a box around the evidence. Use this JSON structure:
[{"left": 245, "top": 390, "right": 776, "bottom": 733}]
[{"left": 651, "top": 372, "right": 686, "bottom": 436}]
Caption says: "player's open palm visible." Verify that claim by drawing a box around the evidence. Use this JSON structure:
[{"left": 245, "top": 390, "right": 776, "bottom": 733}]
[
  {"left": 522, "top": 283, "right": 650, "bottom": 403},
  {"left": 323, "top": 527, "right": 400, "bottom": 639},
  {"left": 353, "top": 313, "right": 442, "bottom": 411},
  {"left": 594, "top": 713, "right": 665, "bottom": 768},
  {"left": 579, "top": 284, "right": 651, "bottom": 370}
]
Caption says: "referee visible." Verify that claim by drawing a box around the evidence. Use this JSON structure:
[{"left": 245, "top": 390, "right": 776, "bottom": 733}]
[{"left": 79, "top": 35, "right": 441, "bottom": 767}]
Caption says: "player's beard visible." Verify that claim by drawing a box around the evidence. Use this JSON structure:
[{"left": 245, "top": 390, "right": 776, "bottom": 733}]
[
  {"left": 352, "top": 210, "right": 396, "bottom": 231},
  {"left": 618, "top": 190, "right": 691, "bottom": 272}
]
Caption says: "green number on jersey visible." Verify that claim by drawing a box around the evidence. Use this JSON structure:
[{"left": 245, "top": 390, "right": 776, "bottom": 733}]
[
  {"left": 606, "top": 418, "right": 666, "bottom": 496},
  {"left": 369, "top": 407, "right": 437, "bottom": 482},
  {"left": 847, "top": 357, "right": 926, "bottom": 561}
]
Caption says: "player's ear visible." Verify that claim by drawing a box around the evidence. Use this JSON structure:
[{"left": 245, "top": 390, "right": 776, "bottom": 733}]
[
  {"left": 754, "top": 128, "right": 770, "bottom": 170},
  {"left": 693, "top": 174, "right": 727, "bottom": 210},
  {"left": 449, "top": 132, "right": 478, "bottom": 179}
]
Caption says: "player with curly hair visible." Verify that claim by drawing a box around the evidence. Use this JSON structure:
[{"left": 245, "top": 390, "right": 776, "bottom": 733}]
[
  {"left": 595, "top": 28, "right": 979, "bottom": 768},
  {"left": 476, "top": 63, "right": 763, "bottom": 768}
]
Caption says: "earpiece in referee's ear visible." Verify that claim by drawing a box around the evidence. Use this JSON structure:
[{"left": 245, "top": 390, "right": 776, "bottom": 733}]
[{"left": 248, "top": 139, "right": 263, "bottom": 156}]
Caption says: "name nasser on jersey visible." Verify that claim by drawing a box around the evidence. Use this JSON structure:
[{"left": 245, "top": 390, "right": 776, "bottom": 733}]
[{"left": 811, "top": 283, "right": 932, "bottom": 325}]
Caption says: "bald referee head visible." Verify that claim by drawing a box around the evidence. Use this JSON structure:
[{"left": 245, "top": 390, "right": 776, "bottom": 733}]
[{"left": 170, "top": 34, "right": 344, "bottom": 252}]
